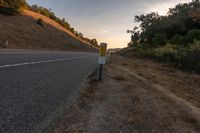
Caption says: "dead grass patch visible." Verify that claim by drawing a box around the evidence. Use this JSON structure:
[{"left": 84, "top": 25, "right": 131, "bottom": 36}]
[
  {"left": 0, "top": 9, "right": 94, "bottom": 51},
  {"left": 113, "top": 75, "right": 127, "bottom": 81},
  {"left": 121, "top": 63, "right": 128, "bottom": 66},
  {"left": 80, "top": 82, "right": 97, "bottom": 98},
  {"left": 52, "top": 55, "right": 200, "bottom": 133}
]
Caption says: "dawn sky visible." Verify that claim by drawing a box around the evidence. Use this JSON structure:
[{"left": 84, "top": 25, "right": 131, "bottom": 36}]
[{"left": 27, "top": 0, "right": 191, "bottom": 48}]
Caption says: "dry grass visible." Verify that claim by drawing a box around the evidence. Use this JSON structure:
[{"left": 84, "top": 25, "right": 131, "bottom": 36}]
[
  {"left": 113, "top": 75, "right": 127, "bottom": 81},
  {"left": 0, "top": 9, "right": 94, "bottom": 51},
  {"left": 80, "top": 85, "right": 96, "bottom": 98},
  {"left": 52, "top": 55, "right": 200, "bottom": 133},
  {"left": 121, "top": 63, "right": 128, "bottom": 66}
]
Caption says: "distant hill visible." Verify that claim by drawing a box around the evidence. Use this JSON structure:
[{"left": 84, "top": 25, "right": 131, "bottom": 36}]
[{"left": 0, "top": 9, "right": 96, "bottom": 51}]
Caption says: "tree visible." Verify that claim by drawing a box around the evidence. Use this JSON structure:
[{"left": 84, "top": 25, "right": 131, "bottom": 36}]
[
  {"left": 90, "top": 39, "right": 98, "bottom": 47},
  {"left": 129, "top": 0, "right": 200, "bottom": 47},
  {"left": 152, "top": 34, "right": 167, "bottom": 47},
  {"left": 0, "top": 0, "right": 27, "bottom": 8},
  {"left": 127, "top": 26, "right": 140, "bottom": 46},
  {"left": 78, "top": 33, "right": 83, "bottom": 38},
  {"left": 0, "top": 0, "right": 28, "bottom": 15}
]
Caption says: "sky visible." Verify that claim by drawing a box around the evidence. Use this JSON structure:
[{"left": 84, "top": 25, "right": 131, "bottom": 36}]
[{"left": 27, "top": 0, "right": 191, "bottom": 48}]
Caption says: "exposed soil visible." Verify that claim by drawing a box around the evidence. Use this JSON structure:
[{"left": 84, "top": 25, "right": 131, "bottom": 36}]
[
  {"left": 0, "top": 9, "right": 95, "bottom": 51},
  {"left": 51, "top": 55, "right": 200, "bottom": 133}
]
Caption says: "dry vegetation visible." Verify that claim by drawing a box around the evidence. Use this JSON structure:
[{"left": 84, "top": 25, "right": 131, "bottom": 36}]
[
  {"left": 51, "top": 55, "right": 200, "bottom": 133},
  {"left": 0, "top": 9, "right": 95, "bottom": 51}
]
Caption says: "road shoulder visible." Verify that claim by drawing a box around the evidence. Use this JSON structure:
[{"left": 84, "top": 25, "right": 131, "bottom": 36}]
[{"left": 51, "top": 55, "right": 200, "bottom": 133}]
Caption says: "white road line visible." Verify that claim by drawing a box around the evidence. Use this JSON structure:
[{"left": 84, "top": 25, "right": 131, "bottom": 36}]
[{"left": 0, "top": 56, "right": 94, "bottom": 68}]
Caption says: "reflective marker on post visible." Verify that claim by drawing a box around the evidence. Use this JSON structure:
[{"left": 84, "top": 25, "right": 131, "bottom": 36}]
[
  {"left": 99, "top": 43, "right": 107, "bottom": 64},
  {"left": 5, "top": 40, "right": 8, "bottom": 48},
  {"left": 98, "top": 43, "right": 107, "bottom": 81}
]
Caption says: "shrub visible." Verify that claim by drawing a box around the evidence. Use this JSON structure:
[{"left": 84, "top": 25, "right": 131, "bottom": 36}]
[
  {"left": 0, "top": 0, "right": 27, "bottom": 9},
  {"left": 143, "top": 41, "right": 200, "bottom": 73},
  {"left": 36, "top": 18, "right": 44, "bottom": 26},
  {"left": 152, "top": 34, "right": 167, "bottom": 47},
  {"left": 169, "top": 34, "right": 185, "bottom": 45},
  {"left": 174, "top": 40, "right": 200, "bottom": 72},
  {"left": 153, "top": 44, "right": 178, "bottom": 62},
  {"left": 169, "top": 29, "right": 200, "bottom": 46},
  {"left": 0, "top": 6, "right": 18, "bottom": 15},
  {"left": 0, "top": 0, "right": 28, "bottom": 15},
  {"left": 185, "top": 29, "right": 200, "bottom": 44},
  {"left": 190, "top": 40, "right": 200, "bottom": 51}
]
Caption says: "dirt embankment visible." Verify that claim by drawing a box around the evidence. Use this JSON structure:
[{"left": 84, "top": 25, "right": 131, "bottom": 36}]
[
  {"left": 50, "top": 55, "right": 200, "bottom": 133},
  {"left": 0, "top": 9, "right": 95, "bottom": 51}
]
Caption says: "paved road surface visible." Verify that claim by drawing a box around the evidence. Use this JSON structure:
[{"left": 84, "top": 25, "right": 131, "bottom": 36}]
[{"left": 0, "top": 49, "right": 98, "bottom": 133}]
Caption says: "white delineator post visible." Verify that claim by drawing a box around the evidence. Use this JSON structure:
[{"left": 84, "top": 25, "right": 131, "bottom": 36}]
[
  {"left": 98, "top": 43, "right": 108, "bottom": 81},
  {"left": 5, "top": 40, "right": 8, "bottom": 48}
]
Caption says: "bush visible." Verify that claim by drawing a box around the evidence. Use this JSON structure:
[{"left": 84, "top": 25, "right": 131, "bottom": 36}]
[
  {"left": 171, "top": 41, "right": 200, "bottom": 72},
  {"left": 169, "top": 29, "right": 200, "bottom": 46},
  {"left": 0, "top": 0, "right": 27, "bottom": 9},
  {"left": 153, "top": 44, "right": 178, "bottom": 62},
  {"left": 185, "top": 29, "right": 200, "bottom": 44},
  {"left": 152, "top": 34, "right": 167, "bottom": 47},
  {"left": 0, "top": 0, "right": 28, "bottom": 15},
  {"left": 0, "top": 6, "right": 18, "bottom": 15},
  {"left": 131, "top": 40, "right": 200, "bottom": 73},
  {"left": 169, "top": 34, "right": 184, "bottom": 45},
  {"left": 36, "top": 18, "right": 44, "bottom": 26},
  {"left": 143, "top": 41, "right": 200, "bottom": 73}
]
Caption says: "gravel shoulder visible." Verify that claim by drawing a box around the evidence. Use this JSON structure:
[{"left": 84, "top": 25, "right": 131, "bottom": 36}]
[{"left": 51, "top": 55, "right": 200, "bottom": 133}]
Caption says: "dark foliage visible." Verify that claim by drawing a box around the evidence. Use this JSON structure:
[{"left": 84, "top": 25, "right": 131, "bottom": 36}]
[
  {"left": 0, "top": 0, "right": 27, "bottom": 8},
  {"left": 128, "top": 0, "right": 200, "bottom": 73},
  {"left": 152, "top": 34, "right": 167, "bottom": 47},
  {"left": 0, "top": 6, "right": 18, "bottom": 15},
  {"left": 128, "top": 0, "right": 200, "bottom": 47},
  {"left": 36, "top": 18, "right": 44, "bottom": 26},
  {"left": 0, "top": 0, "right": 27, "bottom": 14}
]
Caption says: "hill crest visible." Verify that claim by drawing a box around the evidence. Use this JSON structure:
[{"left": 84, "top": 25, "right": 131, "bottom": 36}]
[{"left": 0, "top": 9, "right": 95, "bottom": 51}]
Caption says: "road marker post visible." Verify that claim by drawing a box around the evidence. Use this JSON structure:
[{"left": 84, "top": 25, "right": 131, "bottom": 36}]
[
  {"left": 5, "top": 40, "right": 8, "bottom": 48},
  {"left": 98, "top": 43, "right": 107, "bottom": 81}
]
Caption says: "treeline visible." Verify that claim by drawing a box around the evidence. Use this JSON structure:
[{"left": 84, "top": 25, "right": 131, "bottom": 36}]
[
  {"left": 0, "top": 0, "right": 98, "bottom": 47},
  {"left": 128, "top": 0, "right": 200, "bottom": 73},
  {"left": 0, "top": 0, "right": 28, "bottom": 14}
]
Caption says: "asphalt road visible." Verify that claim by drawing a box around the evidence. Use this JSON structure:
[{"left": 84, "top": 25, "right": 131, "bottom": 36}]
[{"left": 0, "top": 49, "right": 98, "bottom": 133}]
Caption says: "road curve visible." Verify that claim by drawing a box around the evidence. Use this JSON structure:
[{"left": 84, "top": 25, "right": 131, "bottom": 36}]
[{"left": 0, "top": 49, "right": 98, "bottom": 133}]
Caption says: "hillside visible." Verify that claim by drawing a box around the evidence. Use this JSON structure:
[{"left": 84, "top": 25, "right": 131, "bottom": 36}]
[{"left": 0, "top": 9, "right": 95, "bottom": 51}]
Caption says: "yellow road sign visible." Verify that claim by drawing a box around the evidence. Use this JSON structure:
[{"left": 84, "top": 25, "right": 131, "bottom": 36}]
[
  {"left": 99, "top": 43, "right": 107, "bottom": 57},
  {"left": 99, "top": 43, "right": 107, "bottom": 64}
]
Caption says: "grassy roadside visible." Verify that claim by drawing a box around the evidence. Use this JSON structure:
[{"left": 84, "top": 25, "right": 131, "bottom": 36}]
[
  {"left": 120, "top": 39, "right": 200, "bottom": 74},
  {"left": 51, "top": 55, "right": 200, "bottom": 133}
]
